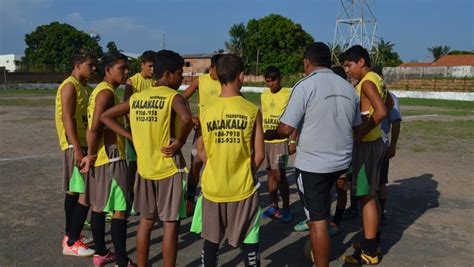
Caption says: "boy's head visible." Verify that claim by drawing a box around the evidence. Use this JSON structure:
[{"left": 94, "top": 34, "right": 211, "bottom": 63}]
[
  {"left": 303, "top": 42, "right": 331, "bottom": 75},
  {"left": 331, "top": 65, "right": 347, "bottom": 80},
  {"left": 264, "top": 66, "right": 282, "bottom": 93},
  {"left": 99, "top": 52, "right": 129, "bottom": 84},
  {"left": 216, "top": 54, "right": 244, "bottom": 86},
  {"left": 154, "top": 49, "right": 184, "bottom": 90},
  {"left": 209, "top": 53, "right": 223, "bottom": 80},
  {"left": 70, "top": 48, "right": 96, "bottom": 79},
  {"left": 140, "top": 50, "right": 155, "bottom": 79},
  {"left": 340, "top": 45, "right": 371, "bottom": 80}
]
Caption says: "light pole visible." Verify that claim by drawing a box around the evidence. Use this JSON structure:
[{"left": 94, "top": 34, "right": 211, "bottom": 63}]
[{"left": 256, "top": 48, "right": 260, "bottom": 76}]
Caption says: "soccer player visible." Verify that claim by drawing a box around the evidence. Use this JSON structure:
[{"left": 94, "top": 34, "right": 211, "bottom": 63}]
[
  {"left": 80, "top": 52, "right": 134, "bottom": 267},
  {"left": 56, "top": 48, "right": 96, "bottom": 257},
  {"left": 190, "top": 54, "right": 265, "bottom": 267},
  {"left": 181, "top": 54, "right": 222, "bottom": 215},
  {"left": 340, "top": 45, "right": 388, "bottom": 265},
  {"left": 100, "top": 50, "right": 193, "bottom": 267},
  {"left": 260, "top": 66, "right": 296, "bottom": 223}
]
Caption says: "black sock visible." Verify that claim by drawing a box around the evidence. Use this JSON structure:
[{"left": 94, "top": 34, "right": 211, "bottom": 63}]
[
  {"left": 376, "top": 231, "right": 381, "bottom": 246},
  {"left": 187, "top": 180, "right": 197, "bottom": 202},
  {"left": 91, "top": 211, "right": 107, "bottom": 256},
  {"left": 202, "top": 239, "right": 219, "bottom": 267},
  {"left": 362, "top": 238, "right": 377, "bottom": 257},
  {"left": 67, "top": 203, "right": 90, "bottom": 246},
  {"left": 111, "top": 218, "right": 128, "bottom": 266},
  {"left": 350, "top": 196, "right": 358, "bottom": 212},
  {"left": 242, "top": 243, "right": 260, "bottom": 267},
  {"left": 332, "top": 208, "right": 345, "bottom": 226},
  {"left": 64, "top": 194, "right": 79, "bottom": 234}
]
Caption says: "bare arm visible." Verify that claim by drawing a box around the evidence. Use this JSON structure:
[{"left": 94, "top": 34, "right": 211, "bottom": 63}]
[
  {"left": 181, "top": 78, "right": 199, "bottom": 99},
  {"left": 80, "top": 90, "right": 114, "bottom": 172},
  {"left": 61, "top": 82, "right": 84, "bottom": 165},
  {"left": 387, "top": 120, "right": 401, "bottom": 159},
  {"left": 161, "top": 94, "right": 193, "bottom": 156},
  {"left": 100, "top": 101, "right": 132, "bottom": 141},
  {"left": 253, "top": 110, "right": 265, "bottom": 169},
  {"left": 196, "top": 130, "right": 206, "bottom": 163},
  {"left": 123, "top": 79, "right": 134, "bottom": 101},
  {"left": 356, "top": 80, "right": 387, "bottom": 142}
]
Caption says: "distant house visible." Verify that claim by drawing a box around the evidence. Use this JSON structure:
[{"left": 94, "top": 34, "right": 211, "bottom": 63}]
[
  {"left": 182, "top": 53, "right": 216, "bottom": 76},
  {"left": 0, "top": 54, "right": 23, "bottom": 72},
  {"left": 399, "top": 55, "right": 474, "bottom": 67}
]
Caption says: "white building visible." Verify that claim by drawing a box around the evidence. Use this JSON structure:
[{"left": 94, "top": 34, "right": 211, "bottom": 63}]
[{"left": 0, "top": 54, "right": 22, "bottom": 72}]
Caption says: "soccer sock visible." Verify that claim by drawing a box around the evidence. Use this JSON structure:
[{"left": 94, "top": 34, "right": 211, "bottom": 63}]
[
  {"left": 111, "top": 218, "right": 128, "bottom": 266},
  {"left": 64, "top": 194, "right": 79, "bottom": 234},
  {"left": 242, "top": 243, "right": 260, "bottom": 267},
  {"left": 67, "top": 203, "right": 89, "bottom": 246},
  {"left": 362, "top": 238, "right": 378, "bottom": 257},
  {"left": 187, "top": 181, "right": 197, "bottom": 202},
  {"left": 376, "top": 231, "right": 381, "bottom": 246},
  {"left": 91, "top": 211, "right": 107, "bottom": 256},
  {"left": 332, "top": 208, "right": 345, "bottom": 226},
  {"left": 202, "top": 239, "right": 219, "bottom": 267}
]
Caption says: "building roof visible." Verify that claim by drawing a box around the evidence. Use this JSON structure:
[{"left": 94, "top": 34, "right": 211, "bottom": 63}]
[
  {"left": 182, "top": 53, "right": 217, "bottom": 59},
  {"left": 399, "top": 55, "right": 474, "bottom": 67}
]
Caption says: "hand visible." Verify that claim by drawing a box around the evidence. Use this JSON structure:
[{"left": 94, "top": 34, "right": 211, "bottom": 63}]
[
  {"left": 386, "top": 145, "right": 396, "bottom": 159},
  {"left": 161, "top": 139, "right": 184, "bottom": 157},
  {"left": 73, "top": 147, "right": 85, "bottom": 166},
  {"left": 79, "top": 154, "right": 97, "bottom": 173},
  {"left": 192, "top": 116, "right": 200, "bottom": 126},
  {"left": 288, "top": 143, "right": 297, "bottom": 155}
]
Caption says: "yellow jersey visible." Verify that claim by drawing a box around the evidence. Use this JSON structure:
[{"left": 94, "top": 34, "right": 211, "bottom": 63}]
[
  {"left": 87, "top": 81, "right": 126, "bottom": 166},
  {"left": 129, "top": 73, "right": 155, "bottom": 94},
  {"left": 260, "top": 87, "right": 291, "bottom": 143},
  {"left": 55, "top": 76, "right": 92, "bottom": 150},
  {"left": 129, "top": 86, "right": 180, "bottom": 180},
  {"left": 198, "top": 73, "right": 221, "bottom": 114},
  {"left": 200, "top": 96, "right": 259, "bottom": 202},
  {"left": 356, "top": 71, "right": 387, "bottom": 142}
]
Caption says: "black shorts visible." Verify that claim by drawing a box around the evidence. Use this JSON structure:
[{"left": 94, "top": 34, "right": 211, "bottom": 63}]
[
  {"left": 379, "top": 156, "right": 389, "bottom": 185},
  {"left": 296, "top": 168, "right": 347, "bottom": 221}
]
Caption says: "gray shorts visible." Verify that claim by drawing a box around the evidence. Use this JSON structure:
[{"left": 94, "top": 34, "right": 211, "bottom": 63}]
[
  {"left": 263, "top": 141, "right": 289, "bottom": 170},
  {"left": 62, "top": 146, "right": 89, "bottom": 194}
]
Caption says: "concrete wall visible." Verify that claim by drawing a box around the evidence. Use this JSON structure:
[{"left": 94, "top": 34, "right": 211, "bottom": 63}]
[
  {"left": 384, "top": 66, "right": 474, "bottom": 83},
  {"left": 0, "top": 54, "right": 22, "bottom": 72}
]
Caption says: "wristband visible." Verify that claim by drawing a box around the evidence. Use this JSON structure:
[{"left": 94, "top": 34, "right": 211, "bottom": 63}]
[{"left": 289, "top": 140, "right": 297, "bottom": 144}]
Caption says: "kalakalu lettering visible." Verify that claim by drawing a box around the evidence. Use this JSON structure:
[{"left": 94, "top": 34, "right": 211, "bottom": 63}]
[
  {"left": 206, "top": 119, "right": 248, "bottom": 131},
  {"left": 132, "top": 99, "right": 165, "bottom": 109}
]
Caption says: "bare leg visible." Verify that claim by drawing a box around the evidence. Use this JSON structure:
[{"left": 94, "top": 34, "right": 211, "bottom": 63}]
[
  {"left": 162, "top": 221, "right": 180, "bottom": 267},
  {"left": 309, "top": 220, "right": 330, "bottom": 267},
  {"left": 136, "top": 217, "right": 155, "bottom": 267}
]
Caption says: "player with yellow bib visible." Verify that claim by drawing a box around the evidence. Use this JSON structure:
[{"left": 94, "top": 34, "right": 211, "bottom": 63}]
[{"left": 190, "top": 54, "right": 265, "bottom": 267}]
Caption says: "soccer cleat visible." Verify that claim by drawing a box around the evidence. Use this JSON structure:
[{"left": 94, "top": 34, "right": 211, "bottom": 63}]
[
  {"left": 115, "top": 259, "right": 137, "bottom": 267},
  {"left": 93, "top": 251, "right": 116, "bottom": 266},
  {"left": 62, "top": 240, "right": 95, "bottom": 257},
  {"left": 280, "top": 208, "right": 292, "bottom": 223},
  {"left": 261, "top": 206, "right": 282, "bottom": 219},
  {"left": 293, "top": 219, "right": 310, "bottom": 232},
  {"left": 352, "top": 242, "right": 382, "bottom": 255},
  {"left": 342, "top": 250, "right": 379, "bottom": 265},
  {"left": 62, "top": 234, "right": 93, "bottom": 248}
]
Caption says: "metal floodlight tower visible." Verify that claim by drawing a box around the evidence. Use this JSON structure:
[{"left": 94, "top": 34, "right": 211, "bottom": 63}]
[{"left": 332, "top": 0, "right": 378, "bottom": 62}]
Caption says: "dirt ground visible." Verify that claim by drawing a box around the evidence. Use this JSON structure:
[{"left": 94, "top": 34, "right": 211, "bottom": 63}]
[{"left": 0, "top": 96, "right": 473, "bottom": 266}]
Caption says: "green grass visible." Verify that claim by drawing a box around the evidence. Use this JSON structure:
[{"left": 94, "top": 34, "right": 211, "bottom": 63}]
[
  {"left": 402, "top": 110, "right": 474, "bottom": 117},
  {"left": 399, "top": 98, "right": 474, "bottom": 109},
  {"left": 0, "top": 88, "right": 57, "bottom": 95},
  {"left": 0, "top": 98, "right": 54, "bottom": 106}
]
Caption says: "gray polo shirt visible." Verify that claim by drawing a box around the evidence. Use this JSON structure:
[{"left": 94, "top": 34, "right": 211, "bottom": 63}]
[{"left": 280, "top": 68, "right": 361, "bottom": 173}]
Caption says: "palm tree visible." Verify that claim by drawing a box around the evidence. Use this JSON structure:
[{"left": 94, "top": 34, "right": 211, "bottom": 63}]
[
  {"left": 224, "top": 23, "right": 246, "bottom": 57},
  {"left": 371, "top": 39, "right": 402, "bottom": 67},
  {"left": 428, "top": 45, "right": 450, "bottom": 61}
]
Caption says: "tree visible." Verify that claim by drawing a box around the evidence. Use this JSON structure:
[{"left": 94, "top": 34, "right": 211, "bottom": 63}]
[
  {"left": 371, "top": 39, "right": 402, "bottom": 67},
  {"left": 448, "top": 50, "right": 474, "bottom": 55},
  {"left": 23, "top": 22, "right": 103, "bottom": 72},
  {"left": 106, "top": 41, "right": 120, "bottom": 53},
  {"left": 428, "top": 45, "right": 450, "bottom": 61},
  {"left": 225, "top": 23, "right": 246, "bottom": 57},
  {"left": 224, "top": 14, "right": 314, "bottom": 74}
]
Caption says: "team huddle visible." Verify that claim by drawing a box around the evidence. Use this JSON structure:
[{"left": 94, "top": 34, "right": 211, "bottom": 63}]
[{"left": 55, "top": 42, "right": 401, "bottom": 267}]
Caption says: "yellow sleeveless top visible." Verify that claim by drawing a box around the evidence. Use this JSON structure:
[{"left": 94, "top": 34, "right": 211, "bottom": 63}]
[
  {"left": 129, "top": 73, "right": 155, "bottom": 94},
  {"left": 129, "top": 86, "right": 180, "bottom": 180},
  {"left": 260, "top": 87, "right": 291, "bottom": 143},
  {"left": 198, "top": 73, "right": 221, "bottom": 114},
  {"left": 356, "top": 71, "right": 387, "bottom": 142},
  {"left": 55, "top": 76, "right": 91, "bottom": 150},
  {"left": 87, "top": 81, "right": 126, "bottom": 166},
  {"left": 200, "top": 96, "right": 259, "bottom": 202}
]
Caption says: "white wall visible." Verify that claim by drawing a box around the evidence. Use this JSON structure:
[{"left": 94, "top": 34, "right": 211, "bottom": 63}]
[{"left": 0, "top": 54, "right": 22, "bottom": 72}]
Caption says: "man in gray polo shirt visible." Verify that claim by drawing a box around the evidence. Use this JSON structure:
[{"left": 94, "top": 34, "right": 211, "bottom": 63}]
[{"left": 265, "top": 42, "right": 361, "bottom": 267}]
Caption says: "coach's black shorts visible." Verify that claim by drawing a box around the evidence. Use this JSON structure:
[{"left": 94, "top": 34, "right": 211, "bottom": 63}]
[
  {"left": 296, "top": 168, "right": 347, "bottom": 221},
  {"left": 379, "top": 156, "right": 389, "bottom": 185}
]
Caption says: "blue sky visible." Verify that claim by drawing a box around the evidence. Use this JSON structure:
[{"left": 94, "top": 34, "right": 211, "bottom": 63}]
[{"left": 0, "top": 0, "right": 472, "bottom": 62}]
